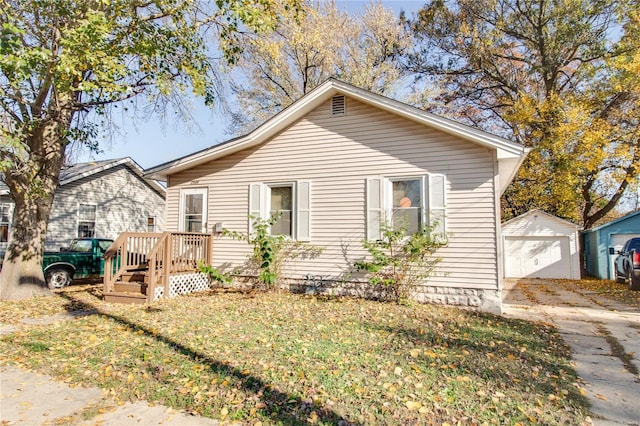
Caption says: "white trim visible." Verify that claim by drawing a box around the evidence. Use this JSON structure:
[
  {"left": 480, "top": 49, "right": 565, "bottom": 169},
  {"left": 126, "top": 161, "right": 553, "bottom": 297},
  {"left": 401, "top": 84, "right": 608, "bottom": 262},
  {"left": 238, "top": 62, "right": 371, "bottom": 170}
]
[
  {"left": 77, "top": 203, "right": 97, "bottom": 238},
  {"left": 145, "top": 79, "right": 528, "bottom": 182},
  {"left": 295, "top": 180, "right": 311, "bottom": 242},
  {"left": 0, "top": 201, "right": 11, "bottom": 243},
  {"left": 178, "top": 188, "right": 208, "bottom": 233},
  {"left": 502, "top": 208, "right": 580, "bottom": 230},
  {"left": 249, "top": 181, "right": 311, "bottom": 241},
  {"left": 266, "top": 183, "right": 295, "bottom": 239},
  {"left": 366, "top": 177, "right": 384, "bottom": 241},
  {"left": 147, "top": 216, "right": 156, "bottom": 233},
  {"left": 373, "top": 174, "right": 448, "bottom": 238},
  {"left": 386, "top": 176, "right": 424, "bottom": 232}
]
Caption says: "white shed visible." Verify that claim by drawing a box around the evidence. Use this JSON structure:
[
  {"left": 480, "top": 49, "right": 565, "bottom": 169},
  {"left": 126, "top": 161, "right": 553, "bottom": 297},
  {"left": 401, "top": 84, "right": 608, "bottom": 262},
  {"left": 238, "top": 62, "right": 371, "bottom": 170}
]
[{"left": 502, "top": 209, "right": 580, "bottom": 279}]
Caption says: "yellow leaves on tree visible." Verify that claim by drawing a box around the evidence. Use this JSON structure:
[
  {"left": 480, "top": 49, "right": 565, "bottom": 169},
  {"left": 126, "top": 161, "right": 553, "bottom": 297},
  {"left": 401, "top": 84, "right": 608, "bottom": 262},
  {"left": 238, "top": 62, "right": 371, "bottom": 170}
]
[{"left": 226, "top": 0, "right": 411, "bottom": 133}]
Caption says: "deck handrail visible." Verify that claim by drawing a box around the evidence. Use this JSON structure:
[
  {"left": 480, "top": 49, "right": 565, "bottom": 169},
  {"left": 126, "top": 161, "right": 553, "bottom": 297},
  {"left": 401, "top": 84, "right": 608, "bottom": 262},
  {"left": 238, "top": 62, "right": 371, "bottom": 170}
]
[
  {"left": 145, "top": 232, "right": 170, "bottom": 302},
  {"left": 103, "top": 232, "right": 163, "bottom": 294},
  {"left": 104, "top": 231, "right": 213, "bottom": 302}
]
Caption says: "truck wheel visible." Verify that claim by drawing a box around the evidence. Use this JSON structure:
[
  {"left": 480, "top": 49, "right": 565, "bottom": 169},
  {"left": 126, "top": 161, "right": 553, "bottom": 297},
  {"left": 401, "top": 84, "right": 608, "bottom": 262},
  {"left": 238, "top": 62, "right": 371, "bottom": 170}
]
[
  {"left": 629, "top": 270, "right": 640, "bottom": 291},
  {"left": 46, "top": 268, "right": 72, "bottom": 289},
  {"left": 615, "top": 268, "right": 626, "bottom": 284}
]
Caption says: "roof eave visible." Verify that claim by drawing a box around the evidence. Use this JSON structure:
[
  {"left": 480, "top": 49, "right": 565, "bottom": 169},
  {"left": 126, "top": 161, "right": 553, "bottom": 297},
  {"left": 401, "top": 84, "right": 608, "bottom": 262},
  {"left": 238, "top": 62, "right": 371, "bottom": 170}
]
[
  {"left": 146, "top": 79, "right": 528, "bottom": 180},
  {"left": 63, "top": 158, "right": 166, "bottom": 196}
]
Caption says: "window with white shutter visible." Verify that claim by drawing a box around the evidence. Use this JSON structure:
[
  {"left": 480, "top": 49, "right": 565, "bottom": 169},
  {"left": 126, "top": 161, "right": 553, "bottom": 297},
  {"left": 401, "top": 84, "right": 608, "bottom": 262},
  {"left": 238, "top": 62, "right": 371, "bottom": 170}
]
[
  {"left": 366, "top": 174, "right": 447, "bottom": 240},
  {"left": 248, "top": 181, "right": 311, "bottom": 241}
]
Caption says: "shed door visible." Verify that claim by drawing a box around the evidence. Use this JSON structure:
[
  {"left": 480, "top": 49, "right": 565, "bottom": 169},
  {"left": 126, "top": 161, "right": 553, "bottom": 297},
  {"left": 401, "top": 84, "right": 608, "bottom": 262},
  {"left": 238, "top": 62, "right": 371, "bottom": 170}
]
[
  {"left": 504, "top": 237, "right": 571, "bottom": 279},
  {"left": 608, "top": 233, "right": 640, "bottom": 280}
]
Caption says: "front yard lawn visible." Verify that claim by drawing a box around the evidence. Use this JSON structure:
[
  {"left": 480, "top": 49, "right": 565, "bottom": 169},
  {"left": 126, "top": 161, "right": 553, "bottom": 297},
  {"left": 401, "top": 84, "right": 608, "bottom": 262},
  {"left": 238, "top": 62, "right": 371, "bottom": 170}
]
[{"left": 0, "top": 286, "right": 590, "bottom": 425}]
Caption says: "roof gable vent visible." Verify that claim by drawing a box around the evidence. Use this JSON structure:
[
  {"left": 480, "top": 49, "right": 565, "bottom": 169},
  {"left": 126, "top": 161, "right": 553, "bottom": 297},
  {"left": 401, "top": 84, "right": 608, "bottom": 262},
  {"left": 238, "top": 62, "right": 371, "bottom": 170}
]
[{"left": 331, "top": 95, "right": 345, "bottom": 116}]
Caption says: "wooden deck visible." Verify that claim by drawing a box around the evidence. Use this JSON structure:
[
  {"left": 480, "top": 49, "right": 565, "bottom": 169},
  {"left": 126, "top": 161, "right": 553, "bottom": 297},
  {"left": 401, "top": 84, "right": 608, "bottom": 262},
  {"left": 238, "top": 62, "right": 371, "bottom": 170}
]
[{"left": 103, "top": 232, "right": 213, "bottom": 304}]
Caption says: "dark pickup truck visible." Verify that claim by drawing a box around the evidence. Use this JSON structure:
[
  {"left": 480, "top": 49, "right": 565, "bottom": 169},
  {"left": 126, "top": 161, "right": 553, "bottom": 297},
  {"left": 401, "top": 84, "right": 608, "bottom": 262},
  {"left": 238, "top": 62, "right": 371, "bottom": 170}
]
[
  {"left": 1, "top": 238, "right": 114, "bottom": 288},
  {"left": 614, "top": 238, "right": 640, "bottom": 291}
]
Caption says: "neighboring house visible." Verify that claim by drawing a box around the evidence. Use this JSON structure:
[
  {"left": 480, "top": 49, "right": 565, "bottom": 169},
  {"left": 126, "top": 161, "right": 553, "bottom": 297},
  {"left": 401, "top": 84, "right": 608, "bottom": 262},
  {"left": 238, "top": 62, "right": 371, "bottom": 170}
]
[
  {"left": 146, "top": 79, "right": 528, "bottom": 313},
  {"left": 582, "top": 210, "right": 640, "bottom": 280},
  {"left": 1, "top": 157, "right": 166, "bottom": 251},
  {"left": 501, "top": 209, "right": 581, "bottom": 280}
]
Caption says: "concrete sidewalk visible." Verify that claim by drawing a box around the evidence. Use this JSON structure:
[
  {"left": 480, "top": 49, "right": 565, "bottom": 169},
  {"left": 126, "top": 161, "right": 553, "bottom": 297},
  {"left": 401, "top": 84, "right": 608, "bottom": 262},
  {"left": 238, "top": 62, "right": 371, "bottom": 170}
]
[
  {"left": 502, "top": 279, "right": 640, "bottom": 426},
  {"left": 1, "top": 366, "right": 219, "bottom": 425}
]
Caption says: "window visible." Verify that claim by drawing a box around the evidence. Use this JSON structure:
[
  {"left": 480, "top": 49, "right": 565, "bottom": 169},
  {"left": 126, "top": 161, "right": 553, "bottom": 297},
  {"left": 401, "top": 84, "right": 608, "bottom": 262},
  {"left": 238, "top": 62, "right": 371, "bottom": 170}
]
[
  {"left": 147, "top": 216, "right": 156, "bottom": 233},
  {"left": 269, "top": 185, "right": 293, "bottom": 237},
  {"left": 0, "top": 203, "right": 10, "bottom": 243},
  {"left": 98, "top": 240, "right": 113, "bottom": 252},
  {"left": 69, "top": 239, "right": 93, "bottom": 252},
  {"left": 77, "top": 204, "right": 96, "bottom": 238},
  {"left": 249, "top": 181, "right": 311, "bottom": 241},
  {"left": 179, "top": 188, "right": 208, "bottom": 233},
  {"left": 367, "top": 174, "right": 447, "bottom": 241},
  {"left": 391, "top": 178, "right": 422, "bottom": 235}
]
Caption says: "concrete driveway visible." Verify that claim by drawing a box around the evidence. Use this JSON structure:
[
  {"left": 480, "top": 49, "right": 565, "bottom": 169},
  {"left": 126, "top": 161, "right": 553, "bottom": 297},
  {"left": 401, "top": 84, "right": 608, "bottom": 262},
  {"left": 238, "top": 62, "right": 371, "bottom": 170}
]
[{"left": 502, "top": 279, "right": 640, "bottom": 426}]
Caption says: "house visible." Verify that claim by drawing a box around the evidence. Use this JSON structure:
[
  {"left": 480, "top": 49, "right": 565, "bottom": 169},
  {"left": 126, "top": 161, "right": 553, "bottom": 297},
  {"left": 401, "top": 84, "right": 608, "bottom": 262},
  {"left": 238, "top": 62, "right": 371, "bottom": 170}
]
[
  {"left": 501, "top": 209, "right": 581, "bottom": 280},
  {"left": 582, "top": 210, "right": 640, "bottom": 280},
  {"left": 146, "top": 79, "right": 529, "bottom": 313},
  {"left": 0, "top": 157, "right": 166, "bottom": 251}
]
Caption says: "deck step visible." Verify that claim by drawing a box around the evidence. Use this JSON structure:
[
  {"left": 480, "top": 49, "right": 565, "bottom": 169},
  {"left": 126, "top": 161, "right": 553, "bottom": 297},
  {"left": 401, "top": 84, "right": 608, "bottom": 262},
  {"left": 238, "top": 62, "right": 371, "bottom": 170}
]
[
  {"left": 120, "top": 271, "right": 148, "bottom": 283},
  {"left": 112, "top": 281, "right": 147, "bottom": 294},
  {"left": 103, "top": 291, "right": 147, "bottom": 304}
]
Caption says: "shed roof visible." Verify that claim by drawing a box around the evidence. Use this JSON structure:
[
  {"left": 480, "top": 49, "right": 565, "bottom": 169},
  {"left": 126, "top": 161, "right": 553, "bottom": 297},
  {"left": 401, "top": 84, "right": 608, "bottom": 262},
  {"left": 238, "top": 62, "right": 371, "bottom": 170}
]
[
  {"left": 583, "top": 210, "right": 640, "bottom": 233},
  {"left": 502, "top": 209, "right": 580, "bottom": 231}
]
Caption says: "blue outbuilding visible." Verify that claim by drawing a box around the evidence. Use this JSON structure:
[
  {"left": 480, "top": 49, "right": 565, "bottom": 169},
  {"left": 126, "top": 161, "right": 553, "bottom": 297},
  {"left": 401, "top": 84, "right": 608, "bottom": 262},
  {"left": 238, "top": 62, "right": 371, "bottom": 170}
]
[{"left": 582, "top": 211, "right": 640, "bottom": 280}]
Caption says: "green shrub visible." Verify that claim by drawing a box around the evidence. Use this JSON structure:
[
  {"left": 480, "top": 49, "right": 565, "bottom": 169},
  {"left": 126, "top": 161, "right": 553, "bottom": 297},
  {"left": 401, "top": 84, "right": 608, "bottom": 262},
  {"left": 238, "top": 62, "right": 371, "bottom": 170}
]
[
  {"left": 354, "top": 224, "right": 446, "bottom": 302},
  {"left": 198, "top": 262, "right": 232, "bottom": 286},
  {"left": 224, "top": 215, "right": 323, "bottom": 289}
]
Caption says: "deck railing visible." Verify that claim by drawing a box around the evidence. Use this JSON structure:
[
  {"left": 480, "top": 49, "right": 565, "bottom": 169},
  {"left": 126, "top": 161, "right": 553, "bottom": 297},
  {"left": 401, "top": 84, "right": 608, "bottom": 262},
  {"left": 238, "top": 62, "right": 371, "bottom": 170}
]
[{"left": 104, "top": 232, "right": 213, "bottom": 302}]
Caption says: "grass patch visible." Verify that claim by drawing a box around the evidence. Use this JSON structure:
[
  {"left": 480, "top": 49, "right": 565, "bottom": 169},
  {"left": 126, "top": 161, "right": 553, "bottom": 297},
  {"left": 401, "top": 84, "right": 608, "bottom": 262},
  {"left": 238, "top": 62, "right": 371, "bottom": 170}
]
[
  {"left": 595, "top": 323, "right": 639, "bottom": 376},
  {"left": 0, "top": 287, "right": 590, "bottom": 425}
]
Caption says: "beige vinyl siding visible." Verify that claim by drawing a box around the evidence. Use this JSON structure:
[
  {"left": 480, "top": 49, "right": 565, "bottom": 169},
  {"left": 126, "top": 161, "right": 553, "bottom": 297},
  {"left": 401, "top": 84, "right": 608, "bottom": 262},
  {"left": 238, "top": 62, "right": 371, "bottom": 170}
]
[
  {"left": 166, "top": 97, "right": 499, "bottom": 290},
  {"left": 46, "top": 165, "right": 166, "bottom": 250}
]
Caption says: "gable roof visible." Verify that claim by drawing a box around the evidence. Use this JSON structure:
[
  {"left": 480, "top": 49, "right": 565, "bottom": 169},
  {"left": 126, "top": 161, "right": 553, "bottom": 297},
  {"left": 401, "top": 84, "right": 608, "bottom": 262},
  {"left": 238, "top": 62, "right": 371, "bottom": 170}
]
[
  {"left": 61, "top": 157, "right": 166, "bottom": 196},
  {"left": 502, "top": 208, "right": 581, "bottom": 230},
  {"left": 146, "top": 79, "right": 529, "bottom": 193},
  {"left": 1, "top": 158, "right": 166, "bottom": 197},
  {"left": 584, "top": 210, "right": 640, "bottom": 233}
]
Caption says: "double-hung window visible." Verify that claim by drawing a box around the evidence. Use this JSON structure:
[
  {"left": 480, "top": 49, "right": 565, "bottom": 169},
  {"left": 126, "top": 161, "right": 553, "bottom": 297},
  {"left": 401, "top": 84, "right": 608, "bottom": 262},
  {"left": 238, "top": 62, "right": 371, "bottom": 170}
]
[
  {"left": 249, "top": 181, "right": 311, "bottom": 241},
  {"left": 0, "top": 203, "right": 10, "bottom": 243},
  {"left": 269, "top": 185, "right": 293, "bottom": 237},
  {"left": 367, "top": 174, "right": 447, "bottom": 241},
  {"left": 390, "top": 178, "right": 422, "bottom": 235},
  {"left": 78, "top": 203, "right": 96, "bottom": 238}
]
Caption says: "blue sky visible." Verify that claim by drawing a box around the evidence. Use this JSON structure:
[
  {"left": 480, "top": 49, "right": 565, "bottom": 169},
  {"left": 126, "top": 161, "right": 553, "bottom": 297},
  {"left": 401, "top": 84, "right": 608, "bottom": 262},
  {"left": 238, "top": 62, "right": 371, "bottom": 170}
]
[{"left": 76, "top": 1, "right": 425, "bottom": 170}]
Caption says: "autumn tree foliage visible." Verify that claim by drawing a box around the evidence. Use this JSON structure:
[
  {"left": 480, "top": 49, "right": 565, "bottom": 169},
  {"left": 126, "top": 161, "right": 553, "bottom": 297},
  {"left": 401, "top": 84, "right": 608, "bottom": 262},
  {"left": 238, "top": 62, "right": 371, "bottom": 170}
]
[
  {"left": 0, "top": 0, "right": 295, "bottom": 299},
  {"left": 405, "top": 0, "right": 639, "bottom": 228},
  {"left": 225, "top": 0, "right": 411, "bottom": 133}
]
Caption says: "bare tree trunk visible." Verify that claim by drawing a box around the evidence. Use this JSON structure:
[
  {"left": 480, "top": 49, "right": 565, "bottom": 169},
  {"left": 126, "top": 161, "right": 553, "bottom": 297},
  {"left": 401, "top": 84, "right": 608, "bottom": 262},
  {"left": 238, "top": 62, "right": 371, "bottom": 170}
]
[{"left": 0, "top": 185, "right": 57, "bottom": 299}]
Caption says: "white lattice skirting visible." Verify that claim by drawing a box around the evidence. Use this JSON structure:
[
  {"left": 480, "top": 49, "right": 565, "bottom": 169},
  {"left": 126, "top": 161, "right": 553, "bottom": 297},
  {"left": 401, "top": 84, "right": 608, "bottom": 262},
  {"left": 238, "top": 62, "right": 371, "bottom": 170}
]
[{"left": 153, "top": 272, "right": 211, "bottom": 301}]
